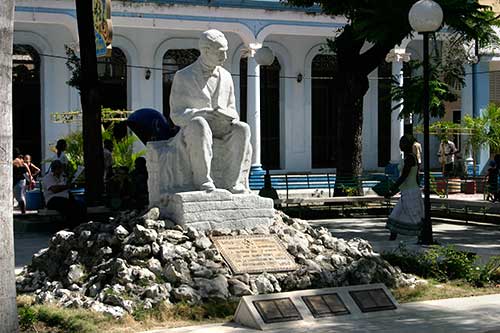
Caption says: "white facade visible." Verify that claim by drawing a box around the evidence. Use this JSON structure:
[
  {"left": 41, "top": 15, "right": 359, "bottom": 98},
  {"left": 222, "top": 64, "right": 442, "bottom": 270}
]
[{"left": 13, "top": 0, "right": 394, "bottom": 173}]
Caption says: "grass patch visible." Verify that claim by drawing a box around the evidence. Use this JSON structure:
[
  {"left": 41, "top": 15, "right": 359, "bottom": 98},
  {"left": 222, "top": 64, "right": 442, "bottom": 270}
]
[
  {"left": 393, "top": 279, "right": 500, "bottom": 303},
  {"left": 18, "top": 304, "right": 114, "bottom": 333},
  {"left": 17, "top": 297, "right": 238, "bottom": 333}
]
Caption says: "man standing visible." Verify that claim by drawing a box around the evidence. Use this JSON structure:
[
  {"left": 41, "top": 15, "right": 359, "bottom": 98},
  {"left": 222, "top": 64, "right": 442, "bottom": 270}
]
[
  {"left": 169, "top": 29, "right": 251, "bottom": 193},
  {"left": 438, "top": 138, "right": 458, "bottom": 177}
]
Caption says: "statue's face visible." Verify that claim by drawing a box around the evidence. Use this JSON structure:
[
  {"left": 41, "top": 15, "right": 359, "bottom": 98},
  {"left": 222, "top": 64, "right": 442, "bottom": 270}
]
[{"left": 202, "top": 42, "right": 228, "bottom": 67}]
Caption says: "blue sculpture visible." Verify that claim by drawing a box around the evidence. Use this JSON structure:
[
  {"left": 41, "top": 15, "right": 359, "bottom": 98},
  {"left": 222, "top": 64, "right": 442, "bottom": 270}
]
[{"left": 126, "top": 108, "right": 179, "bottom": 144}]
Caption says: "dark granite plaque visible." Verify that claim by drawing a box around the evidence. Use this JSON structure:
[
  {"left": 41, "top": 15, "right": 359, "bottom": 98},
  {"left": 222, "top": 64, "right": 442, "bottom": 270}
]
[
  {"left": 302, "top": 294, "right": 350, "bottom": 318},
  {"left": 349, "top": 288, "right": 397, "bottom": 313},
  {"left": 253, "top": 298, "right": 303, "bottom": 324}
]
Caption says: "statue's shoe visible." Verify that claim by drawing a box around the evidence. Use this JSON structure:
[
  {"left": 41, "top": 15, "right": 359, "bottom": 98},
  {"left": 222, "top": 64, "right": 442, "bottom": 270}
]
[
  {"left": 229, "top": 183, "right": 247, "bottom": 194},
  {"left": 200, "top": 182, "right": 216, "bottom": 192}
]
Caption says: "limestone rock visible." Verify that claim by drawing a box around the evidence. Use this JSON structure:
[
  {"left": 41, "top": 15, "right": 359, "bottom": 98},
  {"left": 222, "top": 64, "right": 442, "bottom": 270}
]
[{"left": 172, "top": 284, "right": 201, "bottom": 304}]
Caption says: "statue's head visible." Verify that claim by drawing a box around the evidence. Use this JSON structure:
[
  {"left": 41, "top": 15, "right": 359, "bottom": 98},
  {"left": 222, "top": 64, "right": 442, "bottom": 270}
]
[{"left": 199, "top": 29, "right": 228, "bottom": 67}]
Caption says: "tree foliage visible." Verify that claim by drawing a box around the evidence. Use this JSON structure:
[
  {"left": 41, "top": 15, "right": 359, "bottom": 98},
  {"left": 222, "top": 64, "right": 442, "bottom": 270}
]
[{"left": 282, "top": 0, "right": 500, "bottom": 184}]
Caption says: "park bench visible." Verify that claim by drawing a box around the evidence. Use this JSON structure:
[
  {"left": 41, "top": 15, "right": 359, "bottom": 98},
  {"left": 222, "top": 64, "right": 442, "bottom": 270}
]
[{"left": 258, "top": 172, "right": 389, "bottom": 214}]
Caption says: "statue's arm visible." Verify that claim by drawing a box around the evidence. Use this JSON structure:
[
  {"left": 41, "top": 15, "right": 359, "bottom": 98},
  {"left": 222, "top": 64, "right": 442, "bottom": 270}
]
[
  {"left": 169, "top": 74, "right": 211, "bottom": 126},
  {"left": 227, "top": 77, "right": 239, "bottom": 122}
]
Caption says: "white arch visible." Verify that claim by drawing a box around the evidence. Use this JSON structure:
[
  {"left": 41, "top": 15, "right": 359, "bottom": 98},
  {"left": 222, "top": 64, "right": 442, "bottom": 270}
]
[
  {"left": 257, "top": 25, "right": 341, "bottom": 44},
  {"left": 114, "top": 16, "right": 256, "bottom": 46},
  {"left": 152, "top": 38, "right": 199, "bottom": 112},
  {"left": 15, "top": 11, "right": 78, "bottom": 44},
  {"left": 231, "top": 40, "right": 292, "bottom": 169},
  {"left": 112, "top": 34, "right": 140, "bottom": 110},
  {"left": 13, "top": 30, "right": 54, "bottom": 165}
]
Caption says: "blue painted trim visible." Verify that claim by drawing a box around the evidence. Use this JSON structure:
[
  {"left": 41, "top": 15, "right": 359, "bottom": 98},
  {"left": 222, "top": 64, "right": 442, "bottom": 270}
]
[
  {"left": 15, "top": 6, "right": 342, "bottom": 37},
  {"left": 123, "top": 0, "right": 321, "bottom": 13},
  {"left": 15, "top": 6, "right": 77, "bottom": 18},
  {"left": 112, "top": 12, "right": 342, "bottom": 36}
]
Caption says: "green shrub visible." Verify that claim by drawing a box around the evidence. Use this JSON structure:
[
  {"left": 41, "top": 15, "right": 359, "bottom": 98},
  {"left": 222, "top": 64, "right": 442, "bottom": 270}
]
[
  {"left": 18, "top": 306, "right": 38, "bottom": 328},
  {"left": 468, "top": 256, "right": 500, "bottom": 287},
  {"left": 382, "top": 244, "right": 493, "bottom": 284}
]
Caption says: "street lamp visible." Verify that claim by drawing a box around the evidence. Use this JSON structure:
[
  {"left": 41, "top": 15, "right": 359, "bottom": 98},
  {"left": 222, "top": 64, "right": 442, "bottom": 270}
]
[{"left": 408, "top": 0, "right": 443, "bottom": 245}]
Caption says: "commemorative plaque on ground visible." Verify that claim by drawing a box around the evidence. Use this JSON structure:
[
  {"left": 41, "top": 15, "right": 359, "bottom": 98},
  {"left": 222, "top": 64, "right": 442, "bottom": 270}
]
[
  {"left": 211, "top": 234, "right": 299, "bottom": 274},
  {"left": 349, "top": 288, "right": 397, "bottom": 313}
]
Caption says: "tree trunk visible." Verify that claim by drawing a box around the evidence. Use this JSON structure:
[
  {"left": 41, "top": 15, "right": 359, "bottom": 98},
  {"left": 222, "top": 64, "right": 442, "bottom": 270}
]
[
  {"left": 333, "top": 72, "right": 369, "bottom": 196},
  {"left": 331, "top": 35, "right": 370, "bottom": 196},
  {"left": 75, "top": 0, "right": 104, "bottom": 206},
  {"left": 0, "top": 0, "right": 20, "bottom": 331}
]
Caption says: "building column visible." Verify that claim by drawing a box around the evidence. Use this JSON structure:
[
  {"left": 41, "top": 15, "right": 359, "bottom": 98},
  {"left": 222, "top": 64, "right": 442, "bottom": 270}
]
[
  {"left": 385, "top": 48, "right": 409, "bottom": 177},
  {"left": 390, "top": 60, "right": 405, "bottom": 164},
  {"left": 247, "top": 55, "right": 261, "bottom": 167}
]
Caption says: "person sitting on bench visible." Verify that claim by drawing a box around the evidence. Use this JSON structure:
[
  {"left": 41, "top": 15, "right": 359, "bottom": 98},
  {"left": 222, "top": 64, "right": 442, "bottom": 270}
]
[{"left": 42, "top": 160, "right": 86, "bottom": 228}]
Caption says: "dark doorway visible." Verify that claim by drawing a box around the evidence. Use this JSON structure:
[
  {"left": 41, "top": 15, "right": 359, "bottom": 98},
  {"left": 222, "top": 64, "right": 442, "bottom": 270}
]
[
  {"left": 13, "top": 45, "right": 41, "bottom": 165},
  {"left": 311, "top": 54, "right": 336, "bottom": 168},
  {"left": 239, "top": 57, "right": 281, "bottom": 170},
  {"left": 162, "top": 49, "right": 200, "bottom": 127},
  {"left": 98, "top": 47, "right": 127, "bottom": 139}
]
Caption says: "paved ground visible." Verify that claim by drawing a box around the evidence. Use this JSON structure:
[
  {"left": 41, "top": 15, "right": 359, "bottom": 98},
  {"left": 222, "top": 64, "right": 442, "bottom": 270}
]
[
  {"left": 143, "top": 293, "right": 500, "bottom": 333},
  {"left": 12, "top": 193, "right": 500, "bottom": 332},
  {"left": 313, "top": 217, "right": 500, "bottom": 264}
]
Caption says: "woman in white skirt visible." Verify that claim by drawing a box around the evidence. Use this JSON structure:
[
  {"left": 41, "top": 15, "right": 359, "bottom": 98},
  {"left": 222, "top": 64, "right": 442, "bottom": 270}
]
[{"left": 386, "top": 136, "right": 424, "bottom": 241}]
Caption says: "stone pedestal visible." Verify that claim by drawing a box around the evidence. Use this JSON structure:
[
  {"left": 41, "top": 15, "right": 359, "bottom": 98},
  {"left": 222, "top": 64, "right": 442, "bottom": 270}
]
[{"left": 158, "top": 189, "right": 274, "bottom": 230}]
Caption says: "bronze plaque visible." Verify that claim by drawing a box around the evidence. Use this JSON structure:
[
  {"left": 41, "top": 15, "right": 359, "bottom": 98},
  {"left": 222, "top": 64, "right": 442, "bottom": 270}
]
[
  {"left": 253, "top": 298, "right": 302, "bottom": 324},
  {"left": 211, "top": 235, "right": 298, "bottom": 274},
  {"left": 349, "top": 288, "right": 397, "bottom": 313},
  {"left": 302, "top": 294, "right": 350, "bottom": 318}
]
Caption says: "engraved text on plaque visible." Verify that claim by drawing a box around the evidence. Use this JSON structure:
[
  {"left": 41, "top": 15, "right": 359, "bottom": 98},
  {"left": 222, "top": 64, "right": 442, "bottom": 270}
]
[{"left": 211, "top": 235, "right": 299, "bottom": 274}]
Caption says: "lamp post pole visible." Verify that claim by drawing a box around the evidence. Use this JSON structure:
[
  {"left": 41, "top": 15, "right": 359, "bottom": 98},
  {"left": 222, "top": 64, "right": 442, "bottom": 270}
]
[
  {"left": 408, "top": 0, "right": 443, "bottom": 245},
  {"left": 421, "top": 32, "right": 433, "bottom": 244}
]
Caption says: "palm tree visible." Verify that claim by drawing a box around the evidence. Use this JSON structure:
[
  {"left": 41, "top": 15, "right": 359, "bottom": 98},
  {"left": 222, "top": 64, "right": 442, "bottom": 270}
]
[{"left": 0, "top": 0, "right": 20, "bottom": 331}]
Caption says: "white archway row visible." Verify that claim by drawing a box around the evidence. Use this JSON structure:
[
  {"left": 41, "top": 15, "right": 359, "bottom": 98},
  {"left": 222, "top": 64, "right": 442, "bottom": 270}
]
[{"left": 113, "top": 16, "right": 257, "bottom": 47}]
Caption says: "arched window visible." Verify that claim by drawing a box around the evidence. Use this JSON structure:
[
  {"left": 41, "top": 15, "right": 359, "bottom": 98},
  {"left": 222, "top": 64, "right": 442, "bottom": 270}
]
[
  {"left": 162, "top": 49, "right": 200, "bottom": 125},
  {"left": 311, "top": 54, "right": 336, "bottom": 168},
  {"left": 98, "top": 47, "right": 127, "bottom": 138},
  {"left": 13, "top": 45, "right": 41, "bottom": 165},
  {"left": 240, "top": 57, "right": 281, "bottom": 170}
]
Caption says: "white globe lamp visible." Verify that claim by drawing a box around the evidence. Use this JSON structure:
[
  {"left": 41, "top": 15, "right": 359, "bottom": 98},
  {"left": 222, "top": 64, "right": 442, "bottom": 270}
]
[
  {"left": 254, "top": 46, "right": 274, "bottom": 66},
  {"left": 408, "top": 0, "right": 443, "bottom": 32}
]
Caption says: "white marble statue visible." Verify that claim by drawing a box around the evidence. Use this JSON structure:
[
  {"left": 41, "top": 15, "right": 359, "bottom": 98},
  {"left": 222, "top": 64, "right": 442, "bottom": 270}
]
[{"left": 147, "top": 29, "right": 252, "bottom": 198}]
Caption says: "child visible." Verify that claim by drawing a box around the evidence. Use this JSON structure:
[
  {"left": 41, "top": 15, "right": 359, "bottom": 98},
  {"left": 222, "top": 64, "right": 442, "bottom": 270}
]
[{"left": 24, "top": 154, "right": 40, "bottom": 190}]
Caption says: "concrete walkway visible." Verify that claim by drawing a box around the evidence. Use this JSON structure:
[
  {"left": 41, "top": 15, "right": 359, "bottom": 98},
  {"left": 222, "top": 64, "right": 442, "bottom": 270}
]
[
  {"left": 143, "top": 293, "right": 500, "bottom": 333},
  {"left": 312, "top": 217, "right": 500, "bottom": 264}
]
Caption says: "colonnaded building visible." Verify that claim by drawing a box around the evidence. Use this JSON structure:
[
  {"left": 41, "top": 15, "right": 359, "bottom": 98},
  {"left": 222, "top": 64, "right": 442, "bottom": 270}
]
[{"left": 12, "top": 0, "right": 497, "bottom": 175}]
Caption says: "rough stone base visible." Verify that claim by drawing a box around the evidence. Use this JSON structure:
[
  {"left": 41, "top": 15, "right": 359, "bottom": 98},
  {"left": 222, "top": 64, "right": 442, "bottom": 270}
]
[{"left": 158, "top": 189, "right": 274, "bottom": 230}]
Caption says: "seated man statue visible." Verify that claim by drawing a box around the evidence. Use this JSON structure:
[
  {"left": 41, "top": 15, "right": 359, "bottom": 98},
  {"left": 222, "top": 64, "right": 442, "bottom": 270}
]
[{"left": 147, "top": 29, "right": 252, "bottom": 196}]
